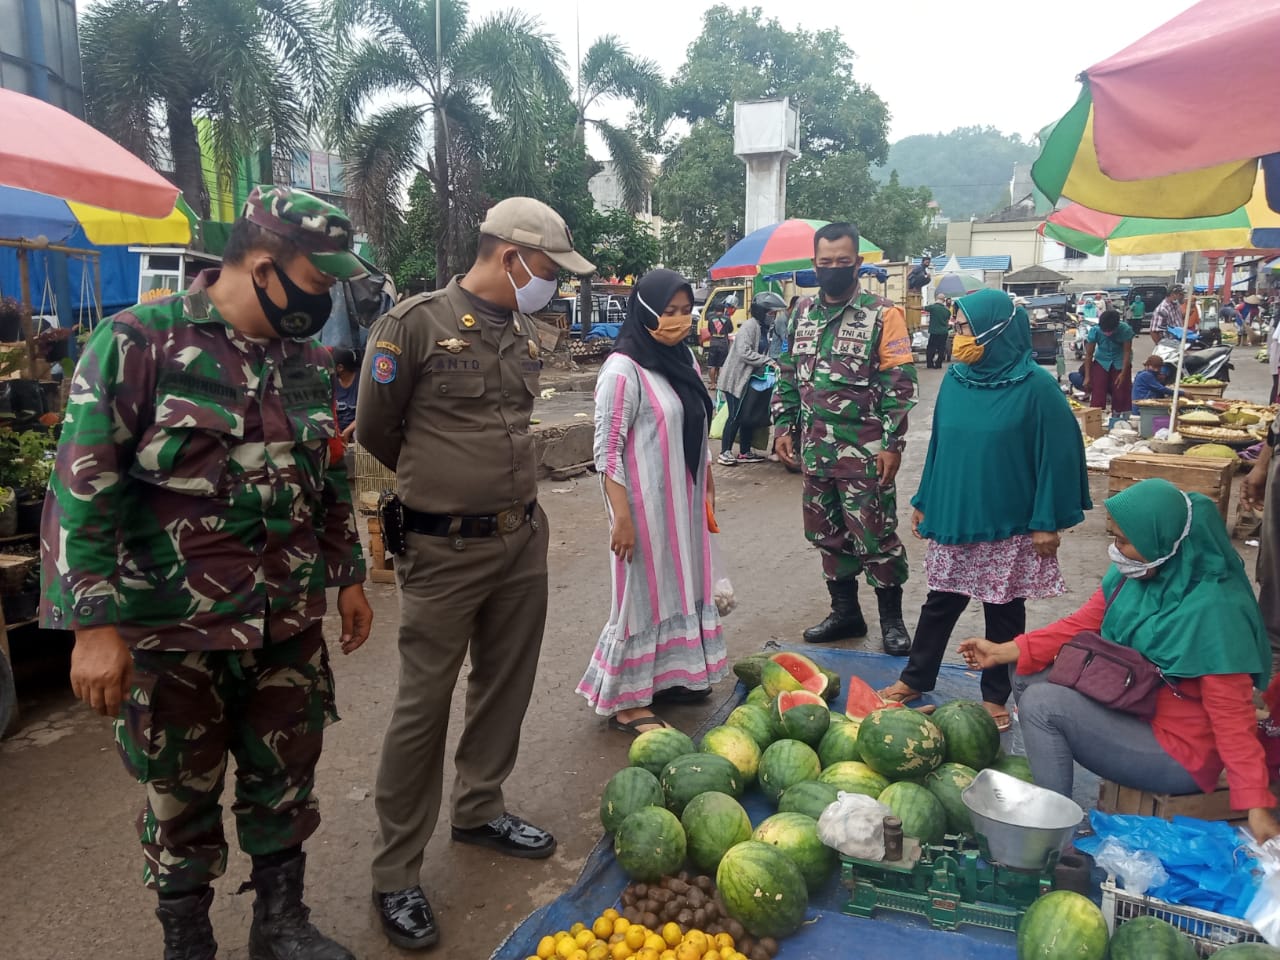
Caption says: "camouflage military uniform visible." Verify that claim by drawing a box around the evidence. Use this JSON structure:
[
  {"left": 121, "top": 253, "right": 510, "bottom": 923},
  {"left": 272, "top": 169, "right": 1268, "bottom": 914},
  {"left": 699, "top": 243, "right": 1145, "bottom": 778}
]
[
  {"left": 40, "top": 197, "right": 365, "bottom": 892},
  {"left": 772, "top": 290, "right": 917, "bottom": 587}
]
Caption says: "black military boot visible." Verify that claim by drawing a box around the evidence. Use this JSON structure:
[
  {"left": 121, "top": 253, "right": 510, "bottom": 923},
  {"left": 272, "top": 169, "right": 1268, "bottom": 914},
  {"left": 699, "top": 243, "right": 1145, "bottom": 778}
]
[
  {"left": 803, "top": 580, "right": 868, "bottom": 643},
  {"left": 247, "top": 852, "right": 354, "bottom": 960},
  {"left": 155, "top": 887, "right": 217, "bottom": 960},
  {"left": 875, "top": 586, "right": 912, "bottom": 656}
]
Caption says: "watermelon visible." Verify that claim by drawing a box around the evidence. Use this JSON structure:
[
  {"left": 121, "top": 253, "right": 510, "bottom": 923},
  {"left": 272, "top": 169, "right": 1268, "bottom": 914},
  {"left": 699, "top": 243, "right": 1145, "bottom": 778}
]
[
  {"left": 659, "top": 752, "right": 743, "bottom": 814},
  {"left": 733, "top": 653, "right": 839, "bottom": 701},
  {"left": 752, "top": 812, "right": 836, "bottom": 891},
  {"left": 745, "top": 685, "right": 772, "bottom": 709},
  {"left": 1108, "top": 916, "right": 1195, "bottom": 960},
  {"left": 1016, "top": 890, "right": 1109, "bottom": 960},
  {"left": 817, "top": 721, "right": 862, "bottom": 767},
  {"left": 628, "top": 727, "right": 696, "bottom": 777},
  {"left": 856, "top": 707, "right": 946, "bottom": 780},
  {"left": 700, "top": 725, "right": 762, "bottom": 783},
  {"left": 599, "top": 767, "right": 665, "bottom": 833},
  {"left": 758, "top": 739, "right": 823, "bottom": 804},
  {"left": 829, "top": 710, "right": 852, "bottom": 725},
  {"left": 923, "top": 762, "right": 978, "bottom": 835},
  {"left": 817, "top": 761, "right": 889, "bottom": 798},
  {"left": 614, "top": 806, "right": 687, "bottom": 882},
  {"left": 725, "top": 704, "right": 779, "bottom": 751},
  {"left": 774, "top": 691, "right": 831, "bottom": 746},
  {"left": 931, "top": 700, "right": 1001, "bottom": 770},
  {"left": 778, "top": 780, "right": 841, "bottom": 821},
  {"left": 818, "top": 665, "right": 841, "bottom": 703},
  {"left": 990, "top": 754, "right": 1034, "bottom": 783},
  {"left": 716, "top": 840, "right": 809, "bottom": 938},
  {"left": 767, "top": 652, "right": 830, "bottom": 698},
  {"left": 1212, "top": 946, "right": 1280, "bottom": 958},
  {"left": 878, "top": 781, "right": 947, "bottom": 844},
  {"left": 844, "top": 674, "right": 902, "bottom": 719},
  {"left": 681, "top": 791, "right": 753, "bottom": 874}
]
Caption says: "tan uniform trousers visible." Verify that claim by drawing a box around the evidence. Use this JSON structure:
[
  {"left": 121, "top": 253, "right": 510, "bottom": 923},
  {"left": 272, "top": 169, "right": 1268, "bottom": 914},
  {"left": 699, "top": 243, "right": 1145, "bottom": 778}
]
[{"left": 370, "top": 505, "right": 549, "bottom": 893}]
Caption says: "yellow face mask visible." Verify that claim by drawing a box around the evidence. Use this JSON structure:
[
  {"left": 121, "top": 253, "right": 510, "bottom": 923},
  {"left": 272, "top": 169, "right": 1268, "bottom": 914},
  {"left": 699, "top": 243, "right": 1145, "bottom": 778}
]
[
  {"left": 952, "top": 335, "right": 985, "bottom": 366},
  {"left": 648, "top": 313, "right": 692, "bottom": 346}
]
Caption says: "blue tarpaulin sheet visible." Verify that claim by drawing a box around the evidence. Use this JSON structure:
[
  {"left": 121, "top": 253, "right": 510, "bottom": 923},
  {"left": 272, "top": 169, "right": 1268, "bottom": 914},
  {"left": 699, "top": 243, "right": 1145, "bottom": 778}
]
[{"left": 490, "top": 646, "right": 1028, "bottom": 960}]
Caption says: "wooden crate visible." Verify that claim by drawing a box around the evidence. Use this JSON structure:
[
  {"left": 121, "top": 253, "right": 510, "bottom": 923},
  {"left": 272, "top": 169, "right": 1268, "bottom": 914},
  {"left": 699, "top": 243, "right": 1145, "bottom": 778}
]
[
  {"left": 1107, "top": 452, "right": 1233, "bottom": 521},
  {"left": 364, "top": 516, "right": 396, "bottom": 584},
  {"left": 1178, "top": 383, "right": 1227, "bottom": 399},
  {"left": 1097, "top": 778, "right": 1280, "bottom": 823},
  {"left": 1074, "top": 407, "right": 1105, "bottom": 439}
]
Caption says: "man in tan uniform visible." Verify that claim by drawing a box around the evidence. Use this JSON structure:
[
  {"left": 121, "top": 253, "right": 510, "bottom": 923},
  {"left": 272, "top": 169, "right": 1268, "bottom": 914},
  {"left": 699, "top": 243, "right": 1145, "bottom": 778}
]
[{"left": 358, "top": 197, "right": 594, "bottom": 951}]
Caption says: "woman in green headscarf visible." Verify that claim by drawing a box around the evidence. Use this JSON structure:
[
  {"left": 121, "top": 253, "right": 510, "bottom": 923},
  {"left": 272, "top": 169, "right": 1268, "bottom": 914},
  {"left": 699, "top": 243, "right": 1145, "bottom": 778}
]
[
  {"left": 879, "top": 289, "right": 1091, "bottom": 730},
  {"left": 961, "top": 479, "right": 1280, "bottom": 843}
]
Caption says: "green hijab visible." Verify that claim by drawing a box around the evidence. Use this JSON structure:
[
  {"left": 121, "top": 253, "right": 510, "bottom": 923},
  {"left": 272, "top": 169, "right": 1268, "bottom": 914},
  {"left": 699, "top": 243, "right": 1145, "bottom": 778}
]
[
  {"left": 1103, "top": 479, "right": 1270, "bottom": 686},
  {"left": 948, "top": 288, "right": 1040, "bottom": 388}
]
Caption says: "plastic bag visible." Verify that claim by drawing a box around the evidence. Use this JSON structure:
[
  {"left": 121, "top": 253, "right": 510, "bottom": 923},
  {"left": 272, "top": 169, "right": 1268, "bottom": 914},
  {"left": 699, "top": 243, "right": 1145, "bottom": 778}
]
[
  {"left": 816, "top": 792, "right": 893, "bottom": 860},
  {"left": 1093, "top": 837, "right": 1168, "bottom": 896},
  {"left": 1246, "top": 837, "right": 1280, "bottom": 946},
  {"left": 709, "top": 534, "right": 736, "bottom": 617},
  {"left": 709, "top": 394, "right": 728, "bottom": 440}
]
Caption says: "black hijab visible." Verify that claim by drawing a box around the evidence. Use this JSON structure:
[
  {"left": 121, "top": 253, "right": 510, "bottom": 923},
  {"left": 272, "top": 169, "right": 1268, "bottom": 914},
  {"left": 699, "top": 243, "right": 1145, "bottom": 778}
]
[{"left": 612, "top": 269, "right": 713, "bottom": 478}]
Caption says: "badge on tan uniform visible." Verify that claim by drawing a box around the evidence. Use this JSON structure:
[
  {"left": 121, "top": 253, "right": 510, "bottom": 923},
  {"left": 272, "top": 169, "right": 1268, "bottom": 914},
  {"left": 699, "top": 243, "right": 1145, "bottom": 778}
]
[
  {"left": 528, "top": 339, "right": 540, "bottom": 359},
  {"left": 461, "top": 314, "right": 477, "bottom": 328},
  {"left": 438, "top": 338, "right": 471, "bottom": 354}
]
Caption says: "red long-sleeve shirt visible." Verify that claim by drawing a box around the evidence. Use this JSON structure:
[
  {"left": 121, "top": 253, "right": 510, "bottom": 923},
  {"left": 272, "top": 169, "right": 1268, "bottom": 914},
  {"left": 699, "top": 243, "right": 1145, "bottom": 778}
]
[{"left": 1016, "top": 589, "right": 1273, "bottom": 811}]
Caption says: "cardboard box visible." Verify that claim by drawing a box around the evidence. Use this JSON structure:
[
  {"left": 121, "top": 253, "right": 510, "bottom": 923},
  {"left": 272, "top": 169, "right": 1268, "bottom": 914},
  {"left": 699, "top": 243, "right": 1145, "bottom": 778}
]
[
  {"left": 1107, "top": 452, "right": 1233, "bottom": 521},
  {"left": 1074, "top": 407, "right": 1105, "bottom": 439}
]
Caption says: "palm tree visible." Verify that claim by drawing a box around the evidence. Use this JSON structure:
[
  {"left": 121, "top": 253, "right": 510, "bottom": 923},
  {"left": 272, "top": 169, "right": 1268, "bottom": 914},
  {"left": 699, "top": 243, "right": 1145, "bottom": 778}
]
[
  {"left": 330, "top": 0, "right": 565, "bottom": 284},
  {"left": 80, "top": 0, "right": 328, "bottom": 219},
  {"left": 572, "top": 36, "right": 664, "bottom": 215}
]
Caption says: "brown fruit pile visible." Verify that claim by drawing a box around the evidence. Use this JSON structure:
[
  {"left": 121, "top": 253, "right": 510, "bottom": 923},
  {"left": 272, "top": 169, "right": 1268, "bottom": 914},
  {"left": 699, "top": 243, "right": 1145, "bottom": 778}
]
[{"left": 620, "top": 874, "right": 779, "bottom": 960}]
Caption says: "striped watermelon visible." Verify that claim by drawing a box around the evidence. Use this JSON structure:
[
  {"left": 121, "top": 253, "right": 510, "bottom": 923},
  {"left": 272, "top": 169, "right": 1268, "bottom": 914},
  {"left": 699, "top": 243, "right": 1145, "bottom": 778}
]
[
  {"left": 878, "top": 781, "right": 947, "bottom": 844},
  {"left": 717, "top": 840, "right": 809, "bottom": 938},
  {"left": 817, "top": 720, "right": 862, "bottom": 767},
  {"left": 856, "top": 707, "right": 946, "bottom": 779},
  {"left": 923, "top": 762, "right": 978, "bottom": 835},
  {"left": 931, "top": 700, "right": 1001, "bottom": 770},
  {"left": 778, "top": 780, "right": 841, "bottom": 820},
  {"left": 774, "top": 691, "right": 831, "bottom": 746},
  {"left": 659, "top": 752, "right": 743, "bottom": 815},
  {"left": 614, "top": 806, "right": 687, "bottom": 882},
  {"left": 726, "top": 704, "right": 780, "bottom": 751},
  {"left": 628, "top": 727, "right": 696, "bottom": 777},
  {"left": 816, "top": 761, "right": 889, "bottom": 798},
  {"left": 757, "top": 739, "right": 822, "bottom": 804},
  {"left": 991, "top": 754, "right": 1034, "bottom": 783},
  {"left": 700, "top": 725, "right": 762, "bottom": 783},
  {"left": 1016, "top": 890, "right": 1109, "bottom": 960},
  {"left": 752, "top": 812, "right": 836, "bottom": 890},
  {"left": 600, "top": 766, "right": 665, "bottom": 833},
  {"left": 681, "top": 791, "right": 753, "bottom": 874},
  {"left": 1108, "top": 916, "right": 1195, "bottom": 960},
  {"left": 1211, "top": 946, "right": 1280, "bottom": 958},
  {"left": 763, "top": 652, "right": 829, "bottom": 699}
]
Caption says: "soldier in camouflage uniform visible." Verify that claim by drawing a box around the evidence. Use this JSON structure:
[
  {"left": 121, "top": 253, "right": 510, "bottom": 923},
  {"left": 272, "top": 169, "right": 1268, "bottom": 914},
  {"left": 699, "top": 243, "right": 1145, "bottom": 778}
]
[
  {"left": 772, "top": 222, "right": 917, "bottom": 654},
  {"left": 40, "top": 186, "right": 373, "bottom": 960}
]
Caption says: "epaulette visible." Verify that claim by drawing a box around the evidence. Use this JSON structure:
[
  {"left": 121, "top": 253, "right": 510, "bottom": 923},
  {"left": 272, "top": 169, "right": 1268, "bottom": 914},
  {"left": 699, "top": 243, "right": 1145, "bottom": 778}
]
[{"left": 385, "top": 289, "right": 446, "bottom": 320}]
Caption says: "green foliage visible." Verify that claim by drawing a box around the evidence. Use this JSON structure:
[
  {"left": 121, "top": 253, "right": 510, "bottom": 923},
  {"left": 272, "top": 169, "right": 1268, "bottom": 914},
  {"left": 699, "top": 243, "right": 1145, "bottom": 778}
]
[
  {"left": 877, "top": 126, "right": 1038, "bottom": 219},
  {"left": 0, "top": 431, "right": 55, "bottom": 494},
  {"left": 389, "top": 172, "right": 439, "bottom": 293},
  {"left": 858, "top": 172, "right": 934, "bottom": 262},
  {"left": 585, "top": 209, "right": 660, "bottom": 280}
]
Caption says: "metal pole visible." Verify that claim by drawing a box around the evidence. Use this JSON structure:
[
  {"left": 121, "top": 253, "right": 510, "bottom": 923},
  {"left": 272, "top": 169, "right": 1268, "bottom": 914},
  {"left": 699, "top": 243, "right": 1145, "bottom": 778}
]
[
  {"left": 1168, "top": 250, "right": 1198, "bottom": 443},
  {"left": 17, "top": 248, "right": 36, "bottom": 379}
]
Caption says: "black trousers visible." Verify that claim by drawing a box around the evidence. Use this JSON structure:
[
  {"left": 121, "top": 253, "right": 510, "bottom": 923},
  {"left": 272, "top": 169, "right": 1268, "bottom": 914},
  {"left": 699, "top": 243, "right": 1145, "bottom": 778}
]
[
  {"left": 926, "top": 334, "right": 948, "bottom": 368},
  {"left": 899, "top": 591, "right": 1026, "bottom": 705}
]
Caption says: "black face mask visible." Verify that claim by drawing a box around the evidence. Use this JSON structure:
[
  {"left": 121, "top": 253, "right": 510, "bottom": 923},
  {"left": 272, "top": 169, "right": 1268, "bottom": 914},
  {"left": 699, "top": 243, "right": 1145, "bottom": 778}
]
[
  {"left": 254, "top": 261, "right": 334, "bottom": 339},
  {"left": 814, "top": 265, "right": 857, "bottom": 300}
]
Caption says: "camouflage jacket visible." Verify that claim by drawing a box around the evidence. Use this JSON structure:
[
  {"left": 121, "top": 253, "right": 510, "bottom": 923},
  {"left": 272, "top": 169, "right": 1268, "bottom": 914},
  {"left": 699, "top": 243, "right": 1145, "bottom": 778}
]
[
  {"left": 771, "top": 291, "right": 917, "bottom": 478},
  {"left": 40, "top": 271, "right": 365, "bottom": 652}
]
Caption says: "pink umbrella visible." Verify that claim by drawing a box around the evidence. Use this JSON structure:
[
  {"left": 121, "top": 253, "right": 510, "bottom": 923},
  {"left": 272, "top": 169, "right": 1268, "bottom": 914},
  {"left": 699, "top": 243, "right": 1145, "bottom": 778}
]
[{"left": 0, "top": 89, "right": 178, "bottom": 218}]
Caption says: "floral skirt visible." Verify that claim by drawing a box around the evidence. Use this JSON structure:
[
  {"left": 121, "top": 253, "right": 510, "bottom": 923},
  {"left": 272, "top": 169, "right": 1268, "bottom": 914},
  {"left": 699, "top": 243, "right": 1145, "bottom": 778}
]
[{"left": 924, "top": 536, "right": 1066, "bottom": 604}]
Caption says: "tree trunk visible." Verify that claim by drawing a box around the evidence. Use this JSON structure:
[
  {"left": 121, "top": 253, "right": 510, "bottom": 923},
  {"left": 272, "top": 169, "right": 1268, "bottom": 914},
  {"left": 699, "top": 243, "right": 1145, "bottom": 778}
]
[
  {"left": 166, "top": 99, "right": 209, "bottom": 219},
  {"left": 433, "top": 106, "right": 451, "bottom": 288},
  {"left": 578, "top": 274, "right": 593, "bottom": 340}
]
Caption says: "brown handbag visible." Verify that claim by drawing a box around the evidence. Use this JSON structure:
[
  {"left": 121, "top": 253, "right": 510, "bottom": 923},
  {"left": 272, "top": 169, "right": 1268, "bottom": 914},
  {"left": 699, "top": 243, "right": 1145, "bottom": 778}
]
[{"left": 1047, "top": 631, "right": 1168, "bottom": 719}]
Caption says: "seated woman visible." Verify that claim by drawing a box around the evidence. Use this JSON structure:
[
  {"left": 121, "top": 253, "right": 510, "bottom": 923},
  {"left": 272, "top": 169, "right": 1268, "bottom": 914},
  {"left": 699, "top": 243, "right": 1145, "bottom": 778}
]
[{"left": 960, "top": 478, "right": 1280, "bottom": 843}]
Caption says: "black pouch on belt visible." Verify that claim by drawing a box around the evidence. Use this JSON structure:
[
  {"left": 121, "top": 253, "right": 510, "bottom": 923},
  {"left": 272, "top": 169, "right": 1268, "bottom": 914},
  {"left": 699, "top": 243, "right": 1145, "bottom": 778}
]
[{"left": 378, "top": 492, "right": 407, "bottom": 556}]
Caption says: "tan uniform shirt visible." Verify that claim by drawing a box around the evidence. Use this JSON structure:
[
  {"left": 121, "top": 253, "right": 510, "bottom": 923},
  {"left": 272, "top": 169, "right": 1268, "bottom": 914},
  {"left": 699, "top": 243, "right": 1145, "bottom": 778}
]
[{"left": 357, "top": 278, "right": 542, "bottom": 515}]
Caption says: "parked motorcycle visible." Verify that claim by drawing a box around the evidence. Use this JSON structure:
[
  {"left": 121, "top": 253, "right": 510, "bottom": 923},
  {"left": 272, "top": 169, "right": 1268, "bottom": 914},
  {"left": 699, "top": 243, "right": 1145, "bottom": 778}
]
[{"left": 1153, "top": 333, "right": 1233, "bottom": 381}]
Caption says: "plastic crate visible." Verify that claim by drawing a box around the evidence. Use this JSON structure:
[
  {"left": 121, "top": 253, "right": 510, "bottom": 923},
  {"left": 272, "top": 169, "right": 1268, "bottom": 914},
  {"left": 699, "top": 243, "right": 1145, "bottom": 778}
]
[{"left": 1101, "top": 877, "right": 1266, "bottom": 956}]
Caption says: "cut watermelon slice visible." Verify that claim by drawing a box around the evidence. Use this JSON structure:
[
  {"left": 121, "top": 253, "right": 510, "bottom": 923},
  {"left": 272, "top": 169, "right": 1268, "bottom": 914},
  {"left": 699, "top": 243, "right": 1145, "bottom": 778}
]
[
  {"left": 775, "top": 690, "right": 827, "bottom": 713},
  {"left": 769, "top": 652, "right": 829, "bottom": 698},
  {"left": 844, "top": 674, "right": 903, "bottom": 719}
]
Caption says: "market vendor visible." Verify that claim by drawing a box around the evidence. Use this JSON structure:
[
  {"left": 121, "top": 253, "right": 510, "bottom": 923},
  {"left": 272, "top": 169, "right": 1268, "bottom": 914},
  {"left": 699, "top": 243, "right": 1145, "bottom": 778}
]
[
  {"left": 1131, "top": 354, "right": 1174, "bottom": 402},
  {"left": 960, "top": 479, "right": 1280, "bottom": 844}
]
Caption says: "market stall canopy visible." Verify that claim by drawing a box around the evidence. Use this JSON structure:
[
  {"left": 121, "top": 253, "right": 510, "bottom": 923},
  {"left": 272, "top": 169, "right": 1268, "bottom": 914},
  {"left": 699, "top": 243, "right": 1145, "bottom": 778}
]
[
  {"left": 0, "top": 184, "right": 193, "bottom": 245},
  {"left": 0, "top": 88, "right": 180, "bottom": 218},
  {"left": 1033, "top": 0, "right": 1280, "bottom": 218},
  {"left": 709, "top": 219, "right": 883, "bottom": 280}
]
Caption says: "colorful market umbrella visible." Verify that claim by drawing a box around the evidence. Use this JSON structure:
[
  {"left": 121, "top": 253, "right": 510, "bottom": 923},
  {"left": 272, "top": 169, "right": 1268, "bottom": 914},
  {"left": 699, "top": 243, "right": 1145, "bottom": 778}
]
[
  {"left": 0, "top": 184, "right": 194, "bottom": 245},
  {"left": 709, "top": 219, "right": 883, "bottom": 280},
  {"left": 1033, "top": 0, "right": 1280, "bottom": 218},
  {"left": 933, "top": 273, "right": 983, "bottom": 298}
]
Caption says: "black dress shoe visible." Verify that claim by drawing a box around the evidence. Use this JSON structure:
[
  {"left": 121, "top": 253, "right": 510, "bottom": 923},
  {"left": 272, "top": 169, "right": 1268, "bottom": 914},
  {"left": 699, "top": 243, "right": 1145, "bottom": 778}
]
[
  {"left": 452, "top": 813, "right": 557, "bottom": 859},
  {"left": 374, "top": 886, "right": 439, "bottom": 951},
  {"left": 653, "top": 685, "right": 713, "bottom": 704}
]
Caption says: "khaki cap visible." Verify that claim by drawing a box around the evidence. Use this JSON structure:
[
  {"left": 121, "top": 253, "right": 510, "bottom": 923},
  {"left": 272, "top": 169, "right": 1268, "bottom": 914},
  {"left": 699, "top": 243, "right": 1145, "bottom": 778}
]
[{"left": 480, "top": 197, "right": 595, "bottom": 276}]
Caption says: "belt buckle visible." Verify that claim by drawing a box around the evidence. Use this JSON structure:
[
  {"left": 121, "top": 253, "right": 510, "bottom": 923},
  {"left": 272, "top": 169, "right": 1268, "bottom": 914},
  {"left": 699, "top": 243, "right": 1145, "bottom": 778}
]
[{"left": 496, "top": 505, "right": 523, "bottom": 534}]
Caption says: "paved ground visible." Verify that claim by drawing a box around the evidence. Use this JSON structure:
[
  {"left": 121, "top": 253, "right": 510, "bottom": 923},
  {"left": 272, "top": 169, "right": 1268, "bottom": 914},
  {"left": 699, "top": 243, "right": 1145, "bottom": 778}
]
[{"left": 1, "top": 350, "right": 1271, "bottom": 959}]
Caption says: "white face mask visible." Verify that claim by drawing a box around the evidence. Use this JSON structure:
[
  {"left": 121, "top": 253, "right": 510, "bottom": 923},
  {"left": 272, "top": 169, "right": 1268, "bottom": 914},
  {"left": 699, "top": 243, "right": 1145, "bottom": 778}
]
[
  {"left": 1108, "top": 492, "right": 1194, "bottom": 579},
  {"left": 507, "top": 252, "right": 557, "bottom": 314}
]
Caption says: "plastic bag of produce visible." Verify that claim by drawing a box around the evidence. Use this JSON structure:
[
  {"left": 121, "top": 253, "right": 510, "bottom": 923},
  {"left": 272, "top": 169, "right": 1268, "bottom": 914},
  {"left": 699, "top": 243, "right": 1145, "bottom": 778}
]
[
  {"left": 1092, "top": 837, "right": 1168, "bottom": 896},
  {"left": 816, "top": 792, "right": 893, "bottom": 859},
  {"left": 709, "top": 534, "right": 736, "bottom": 617}
]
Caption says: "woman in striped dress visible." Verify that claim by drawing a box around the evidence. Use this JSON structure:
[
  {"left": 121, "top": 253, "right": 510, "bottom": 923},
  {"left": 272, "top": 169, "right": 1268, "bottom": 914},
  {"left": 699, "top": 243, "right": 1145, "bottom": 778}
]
[{"left": 578, "top": 269, "right": 728, "bottom": 735}]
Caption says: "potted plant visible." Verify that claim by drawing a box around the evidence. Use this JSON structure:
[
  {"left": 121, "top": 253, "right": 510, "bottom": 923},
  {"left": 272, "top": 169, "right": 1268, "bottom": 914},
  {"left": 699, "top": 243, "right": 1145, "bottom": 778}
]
[
  {"left": 0, "top": 430, "right": 53, "bottom": 534},
  {"left": 0, "top": 485, "right": 14, "bottom": 538}
]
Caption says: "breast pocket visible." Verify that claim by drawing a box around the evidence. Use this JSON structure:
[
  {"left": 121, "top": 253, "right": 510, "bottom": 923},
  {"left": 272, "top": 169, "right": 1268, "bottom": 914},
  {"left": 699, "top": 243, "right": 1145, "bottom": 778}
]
[
  {"left": 433, "top": 372, "right": 488, "bottom": 431},
  {"left": 285, "top": 401, "right": 339, "bottom": 497},
  {"left": 132, "top": 384, "right": 247, "bottom": 497}
]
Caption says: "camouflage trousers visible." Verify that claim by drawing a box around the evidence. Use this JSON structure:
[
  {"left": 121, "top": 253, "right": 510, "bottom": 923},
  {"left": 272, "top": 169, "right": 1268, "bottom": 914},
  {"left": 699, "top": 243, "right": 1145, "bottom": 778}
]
[
  {"left": 113, "top": 624, "right": 337, "bottom": 893},
  {"left": 801, "top": 472, "right": 909, "bottom": 588}
]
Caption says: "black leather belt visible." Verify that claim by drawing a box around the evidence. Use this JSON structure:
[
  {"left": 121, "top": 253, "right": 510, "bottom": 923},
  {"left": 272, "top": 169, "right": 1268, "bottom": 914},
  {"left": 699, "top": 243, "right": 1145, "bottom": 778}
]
[{"left": 403, "top": 502, "right": 537, "bottom": 538}]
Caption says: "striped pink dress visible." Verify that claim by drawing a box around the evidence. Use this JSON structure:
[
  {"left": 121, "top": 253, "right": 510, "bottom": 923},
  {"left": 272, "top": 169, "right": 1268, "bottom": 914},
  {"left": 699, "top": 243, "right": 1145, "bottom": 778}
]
[{"left": 577, "top": 353, "right": 728, "bottom": 715}]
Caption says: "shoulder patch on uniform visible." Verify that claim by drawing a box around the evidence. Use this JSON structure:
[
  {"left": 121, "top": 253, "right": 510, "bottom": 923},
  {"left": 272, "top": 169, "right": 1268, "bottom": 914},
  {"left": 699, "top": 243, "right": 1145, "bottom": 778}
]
[
  {"left": 371, "top": 352, "right": 398, "bottom": 384},
  {"left": 374, "top": 339, "right": 402, "bottom": 355}
]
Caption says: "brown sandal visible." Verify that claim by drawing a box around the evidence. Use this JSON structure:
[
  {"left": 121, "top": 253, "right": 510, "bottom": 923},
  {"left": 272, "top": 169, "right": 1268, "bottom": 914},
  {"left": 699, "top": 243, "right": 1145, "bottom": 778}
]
[
  {"left": 876, "top": 682, "right": 923, "bottom": 706},
  {"left": 608, "top": 714, "right": 672, "bottom": 737}
]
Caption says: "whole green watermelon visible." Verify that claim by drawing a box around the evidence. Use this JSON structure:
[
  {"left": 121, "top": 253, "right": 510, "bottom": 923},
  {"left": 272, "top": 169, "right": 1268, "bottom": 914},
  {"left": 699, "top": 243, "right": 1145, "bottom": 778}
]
[
  {"left": 991, "top": 754, "right": 1035, "bottom": 783},
  {"left": 817, "top": 761, "right": 890, "bottom": 799},
  {"left": 659, "top": 752, "right": 743, "bottom": 815},
  {"left": 614, "top": 806, "right": 686, "bottom": 882},
  {"left": 923, "top": 762, "right": 978, "bottom": 836},
  {"left": 628, "top": 727, "right": 696, "bottom": 777},
  {"left": 745, "top": 685, "right": 772, "bottom": 709},
  {"left": 1211, "top": 946, "right": 1280, "bottom": 959},
  {"left": 878, "top": 781, "right": 947, "bottom": 844},
  {"left": 774, "top": 694, "right": 831, "bottom": 746},
  {"left": 1016, "top": 890, "right": 1109, "bottom": 960},
  {"left": 856, "top": 707, "right": 946, "bottom": 780},
  {"left": 757, "top": 739, "right": 822, "bottom": 804},
  {"left": 717, "top": 840, "right": 808, "bottom": 938},
  {"left": 817, "top": 721, "right": 862, "bottom": 767},
  {"left": 681, "top": 791, "right": 753, "bottom": 874},
  {"left": 931, "top": 700, "right": 1001, "bottom": 770},
  {"left": 700, "top": 725, "right": 762, "bottom": 783},
  {"left": 599, "top": 766, "right": 664, "bottom": 833},
  {"left": 725, "top": 704, "right": 779, "bottom": 751},
  {"left": 752, "top": 812, "right": 836, "bottom": 891},
  {"left": 778, "top": 781, "right": 841, "bottom": 821},
  {"left": 1109, "top": 916, "right": 1196, "bottom": 960}
]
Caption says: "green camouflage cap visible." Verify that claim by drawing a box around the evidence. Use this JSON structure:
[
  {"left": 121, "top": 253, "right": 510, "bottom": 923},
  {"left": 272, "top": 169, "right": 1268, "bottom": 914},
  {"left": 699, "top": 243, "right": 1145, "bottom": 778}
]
[{"left": 242, "top": 185, "right": 366, "bottom": 280}]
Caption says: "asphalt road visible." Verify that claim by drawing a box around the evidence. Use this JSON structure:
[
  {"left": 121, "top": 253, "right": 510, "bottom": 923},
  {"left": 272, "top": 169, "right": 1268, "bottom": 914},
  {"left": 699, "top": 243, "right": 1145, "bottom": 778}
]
[{"left": 1, "top": 348, "right": 1271, "bottom": 959}]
